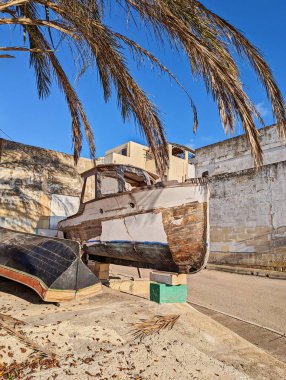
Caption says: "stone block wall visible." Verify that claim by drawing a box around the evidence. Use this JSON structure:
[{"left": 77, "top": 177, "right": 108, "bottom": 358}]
[
  {"left": 208, "top": 161, "right": 286, "bottom": 271},
  {"left": 0, "top": 139, "right": 93, "bottom": 235}
]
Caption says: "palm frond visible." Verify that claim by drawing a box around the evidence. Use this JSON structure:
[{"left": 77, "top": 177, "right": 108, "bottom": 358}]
[
  {"left": 17, "top": 3, "right": 52, "bottom": 99},
  {"left": 0, "top": 314, "right": 58, "bottom": 378},
  {"left": 122, "top": 0, "right": 266, "bottom": 165},
  {"left": 130, "top": 314, "right": 180, "bottom": 340},
  {"left": 0, "top": 313, "right": 56, "bottom": 358},
  {"left": 0, "top": 46, "right": 52, "bottom": 52},
  {"left": 0, "top": 53, "right": 15, "bottom": 58},
  {"left": 114, "top": 31, "right": 199, "bottom": 132},
  {"left": 0, "top": 0, "right": 28, "bottom": 12},
  {"left": 0, "top": 17, "right": 78, "bottom": 37},
  {"left": 42, "top": 0, "right": 168, "bottom": 174},
  {"left": 1, "top": 0, "right": 285, "bottom": 171},
  {"left": 195, "top": 0, "right": 286, "bottom": 138},
  {"left": 32, "top": 26, "right": 95, "bottom": 163}
]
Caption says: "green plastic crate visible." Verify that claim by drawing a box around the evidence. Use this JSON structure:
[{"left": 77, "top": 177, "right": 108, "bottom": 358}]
[{"left": 150, "top": 283, "right": 187, "bottom": 304}]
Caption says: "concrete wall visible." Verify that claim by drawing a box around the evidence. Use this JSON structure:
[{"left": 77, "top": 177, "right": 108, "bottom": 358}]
[
  {"left": 193, "top": 125, "right": 286, "bottom": 177},
  {"left": 190, "top": 125, "right": 286, "bottom": 271},
  {"left": 208, "top": 161, "right": 286, "bottom": 271},
  {"left": 0, "top": 139, "right": 93, "bottom": 235}
]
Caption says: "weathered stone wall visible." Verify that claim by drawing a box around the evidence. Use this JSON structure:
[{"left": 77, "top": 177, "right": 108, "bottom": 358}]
[
  {"left": 193, "top": 125, "right": 286, "bottom": 177},
  {"left": 208, "top": 161, "right": 286, "bottom": 271},
  {"left": 0, "top": 139, "right": 94, "bottom": 235}
]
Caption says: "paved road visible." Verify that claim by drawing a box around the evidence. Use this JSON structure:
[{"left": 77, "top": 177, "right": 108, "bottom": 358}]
[
  {"left": 111, "top": 266, "right": 286, "bottom": 334},
  {"left": 110, "top": 266, "right": 286, "bottom": 361},
  {"left": 188, "top": 269, "right": 286, "bottom": 334}
]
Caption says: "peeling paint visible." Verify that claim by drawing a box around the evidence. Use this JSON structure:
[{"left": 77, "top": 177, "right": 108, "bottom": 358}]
[{"left": 59, "top": 165, "right": 209, "bottom": 273}]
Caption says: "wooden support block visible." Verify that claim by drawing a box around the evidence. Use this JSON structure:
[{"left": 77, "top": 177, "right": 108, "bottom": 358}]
[
  {"left": 97, "top": 271, "right": 109, "bottom": 280},
  {"left": 109, "top": 279, "right": 150, "bottom": 296},
  {"left": 150, "top": 271, "right": 187, "bottom": 285},
  {"left": 150, "top": 283, "right": 187, "bottom": 304},
  {"left": 88, "top": 262, "right": 110, "bottom": 280},
  {"left": 94, "top": 263, "right": 110, "bottom": 272}
]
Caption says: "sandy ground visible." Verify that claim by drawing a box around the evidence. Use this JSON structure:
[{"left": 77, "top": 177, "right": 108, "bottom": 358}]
[{"left": 0, "top": 278, "right": 286, "bottom": 379}]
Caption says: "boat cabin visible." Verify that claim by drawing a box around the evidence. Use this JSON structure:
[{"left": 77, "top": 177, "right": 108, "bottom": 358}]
[{"left": 80, "top": 164, "right": 158, "bottom": 203}]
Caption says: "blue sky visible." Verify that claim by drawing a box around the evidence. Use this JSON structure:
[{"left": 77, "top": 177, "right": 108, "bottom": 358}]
[{"left": 1, "top": 0, "right": 285, "bottom": 158}]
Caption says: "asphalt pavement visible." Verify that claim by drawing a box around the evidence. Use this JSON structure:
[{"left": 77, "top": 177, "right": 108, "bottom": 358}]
[
  {"left": 188, "top": 269, "right": 286, "bottom": 334},
  {"left": 111, "top": 265, "right": 286, "bottom": 334},
  {"left": 110, "top": 265, "right": 286, "bottom": 362}
]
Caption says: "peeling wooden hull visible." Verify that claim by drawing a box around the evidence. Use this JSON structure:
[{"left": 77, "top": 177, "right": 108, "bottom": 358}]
[
  {"left": 59, "top": 180, "right": 209, "bottom": 274},
  {"left": 0, "top": 228, "right": 101, "bottom": 302}
]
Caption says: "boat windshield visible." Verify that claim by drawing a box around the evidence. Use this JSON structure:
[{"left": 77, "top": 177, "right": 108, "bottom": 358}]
[{"left": 81, "top": 165, "right": 155, "bottom": 203}]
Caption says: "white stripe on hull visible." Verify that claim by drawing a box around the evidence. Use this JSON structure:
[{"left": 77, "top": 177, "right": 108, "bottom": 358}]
[{"left": 59, "top": 185, "right": 208, "bottom": 229}]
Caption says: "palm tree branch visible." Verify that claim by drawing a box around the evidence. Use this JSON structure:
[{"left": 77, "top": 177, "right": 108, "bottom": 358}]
[
  {"left": 32, "top": 0, "right": 169, "bottom": 175},
  {"left": 123, "top": 0, "right": 264, "bottom": 164},
  {"left": 0, "top": 53, "right": 15, "bottom": 58},
  {"left": 0, "top": 45, "right": 52, "bottom": 52},
  {"left": 0, "top": 0, "right": 29, "bottom": 12},
  {"left": 1, "top": 0, "right": 285, "bottom": 170},
  {"left": 195, "top": 0, "right": 286, "bottom": 137},
  {"left": 113, "top": 31, "right": 198, "bottom": 132},
  {"left": 0, "top": 17, "right": 78, "bottom": 38},
  {"left": 20, "top": 21, "right": 96, "bottom": 162}
]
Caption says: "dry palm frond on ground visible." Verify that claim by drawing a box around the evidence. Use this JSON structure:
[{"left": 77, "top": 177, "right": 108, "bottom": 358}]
[
  {"left": 0, "top": 314, "right": 58, "bottom": 379},
  {"left": 0, "top": 314, "right": 56, "bottom": 358},
  {"left": 1, "top": 1, "right": 286, "bottom": 175},
  {"left": 130, "top": 314, "right": 180, "bottom": 340}
]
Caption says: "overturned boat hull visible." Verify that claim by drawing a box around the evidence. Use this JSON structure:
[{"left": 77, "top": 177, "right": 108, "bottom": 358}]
[
  {"left": 0, "top": 228, "right": 101, "bottom": 302},
  {"left": 59, "top": 178, "right": 209, "bottom": 274}
]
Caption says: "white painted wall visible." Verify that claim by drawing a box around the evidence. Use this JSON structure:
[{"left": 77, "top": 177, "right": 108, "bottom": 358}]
[
  {"left": 193, "top": 126, "right": 286, "bottom": 177},
  {"left": 208, "top": 161, "right": 286, "bottom": 269}
]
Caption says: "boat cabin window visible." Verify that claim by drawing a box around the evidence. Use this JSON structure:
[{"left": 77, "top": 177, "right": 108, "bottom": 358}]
[
  {"left": 101, "top": 170, "right": 120, "bottom": 196},
  {"left": 81, "top": 166, "right": 154, "bottom": 202},
  {"left": 124, "top": 171, "right": 150, "bottom": 191},
  {"left": 82, "top": 175, "right": 96, "bottom": 203}
]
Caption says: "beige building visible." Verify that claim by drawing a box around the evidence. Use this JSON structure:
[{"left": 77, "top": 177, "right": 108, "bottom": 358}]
[{"left": 100, "top": 141, "right": 195, "bottom": 182}]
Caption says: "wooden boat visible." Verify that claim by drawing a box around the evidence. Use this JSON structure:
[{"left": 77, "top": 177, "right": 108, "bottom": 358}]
[
  {"left": 0, "top": 228, "right": 101, "bottom": 302},
  {"left": 58, "top": 164, "right": 209, "bottom": 274}
]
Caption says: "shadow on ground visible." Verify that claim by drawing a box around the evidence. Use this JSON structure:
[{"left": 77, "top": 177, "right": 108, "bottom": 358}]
[{"left": 0, "top": 277, "right": 44, "bottom": 304}]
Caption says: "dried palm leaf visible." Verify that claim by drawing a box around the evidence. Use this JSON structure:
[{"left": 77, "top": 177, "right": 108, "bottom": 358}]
[
  {"left": 0, "top": 17, "right": 78, "bottom": 37},
  {"left": 0, "top": 46, "right": 52, "bottom": 52},
  {"left": 1, "top": 0, "right": 286, "bottom": 174},
  {"left": 0, "top": 313, "right": 56, "bottom": 359},
  {"left": 130, "top": 314, "right": 180, "bottom": 340},
  {"left": 0, "top": 314, "right": 58, "bottom": 378},
  {"left": 0, "top": 54, "right": 15, "bottom": 58}
]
